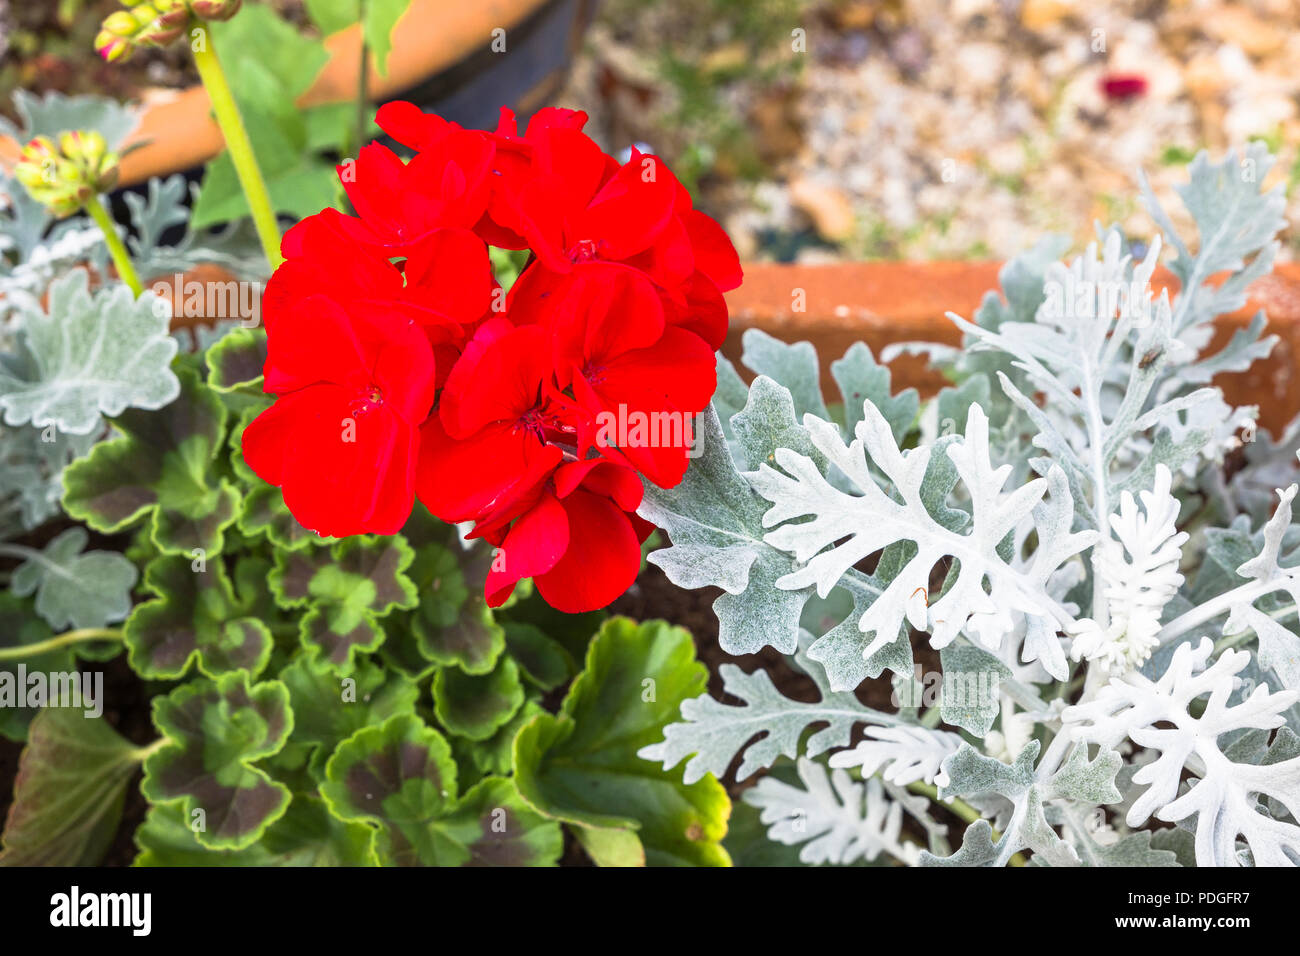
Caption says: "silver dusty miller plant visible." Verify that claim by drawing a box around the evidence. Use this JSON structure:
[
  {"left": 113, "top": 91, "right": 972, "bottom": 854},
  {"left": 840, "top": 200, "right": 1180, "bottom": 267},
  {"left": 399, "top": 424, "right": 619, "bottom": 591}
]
[{"left": 638, "top": 143, "right": 1300, "bottom": 867}]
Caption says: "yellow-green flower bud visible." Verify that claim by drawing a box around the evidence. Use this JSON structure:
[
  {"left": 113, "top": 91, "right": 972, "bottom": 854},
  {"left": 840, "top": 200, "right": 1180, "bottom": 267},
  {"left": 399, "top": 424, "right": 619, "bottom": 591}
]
[
  {"left": 96, "top": 0, "right": 242, "bottom": 61},
  {"left": 190, "top": 0, "right": 242, "bottom": 21},
  {"left": 13, "top": 132, "right": 121, "bottom": 219}
]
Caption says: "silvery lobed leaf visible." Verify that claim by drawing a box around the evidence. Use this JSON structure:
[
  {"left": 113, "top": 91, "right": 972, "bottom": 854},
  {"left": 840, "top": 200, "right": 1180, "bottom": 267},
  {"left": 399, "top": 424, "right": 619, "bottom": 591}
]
[
  {"left": 1063, "top": 638, "right": 1300, "bottom": 866},
  {"left": 639, "top": 632, "right": 900, "bottom": 784},
  {"left": 639, "top": 399, "right": 815, "bottom": 658},
  {"left": 5, "top": 527, "right": 137, "bottom": 630},
  {"left": 743, "top": 757, "right": 921, "bottom": 865},
  {"left": 828, "top": 724, "right": 963, "bottom": 787},
  {"left": 0, "top": 91, "right": 139, "bottom": 151},
  {"left": 1070, "top": 464, "right": 1188, "bottom": 675},
  {"left": 0, "top": 268, "right": 179, "bottom": 434},
  {"left": 750, "top": 399, "right": 1095, "bottom": 670},
  {"left": 924, "top": 739, "right": 1122, "bottom": 867}
]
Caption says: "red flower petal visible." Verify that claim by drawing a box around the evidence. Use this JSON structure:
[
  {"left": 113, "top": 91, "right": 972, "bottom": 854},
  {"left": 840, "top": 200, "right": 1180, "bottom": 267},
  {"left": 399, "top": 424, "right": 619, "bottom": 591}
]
[
  {"left": 484, "top": 491, "right": 569, "bottom": 606},
  {"left": 533, "top": 489, "right": 641, "bottom": 612}
]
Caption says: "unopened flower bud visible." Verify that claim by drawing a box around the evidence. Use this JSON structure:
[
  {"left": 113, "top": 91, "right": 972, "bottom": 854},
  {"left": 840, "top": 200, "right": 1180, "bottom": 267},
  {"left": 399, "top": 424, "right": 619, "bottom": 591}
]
[
  {"left": 190, "top": 0, "right": 242, "bottom": 21},
  {"left": 95, "top": 0, "right": 191, "bottom": 61},
  {"left": 13, "top": 131, "right": 121, "bottom": 218}
]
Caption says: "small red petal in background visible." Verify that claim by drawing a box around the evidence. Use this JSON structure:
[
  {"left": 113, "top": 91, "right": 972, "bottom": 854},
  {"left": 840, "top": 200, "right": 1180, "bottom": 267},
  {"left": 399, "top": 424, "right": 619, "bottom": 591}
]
[{"left": 1100, "top": 73, "right": 1147, "bottom": 102}]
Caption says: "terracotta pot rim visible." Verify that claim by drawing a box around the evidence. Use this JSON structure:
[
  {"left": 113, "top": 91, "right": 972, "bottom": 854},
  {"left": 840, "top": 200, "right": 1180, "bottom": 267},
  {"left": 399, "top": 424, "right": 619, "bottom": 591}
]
[
  {"left": 719, "top": 259, "right": 1300, "bottom": 435},
  {"left": 0, "top": 0, "right": 551, "bottom": 186}
]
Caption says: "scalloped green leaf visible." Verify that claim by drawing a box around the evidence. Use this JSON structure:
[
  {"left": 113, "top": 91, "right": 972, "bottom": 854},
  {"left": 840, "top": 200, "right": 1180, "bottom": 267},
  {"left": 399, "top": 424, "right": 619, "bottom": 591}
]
[
  {"left": 279, "top": 653, "right": 419, "bottom": 774},
  {"left": 0, "top": 593, "right": 69, "bottom": 742},
  {"left": 398, "top": 542, "right": 505, "bottom": 675},
  {"left": 134, "top": 796, "right": 377, "bottom": 866},
  {"left": 123, "top": 554, "right": 273, "bottom": 679},
  {"left": 0, "top": 268, "right": 179, "bottom": 435},
  {"left": 513, "top": 617, "right": 731, "bottom": 867},
  {"left": 270, "top": 535, "right": 416, "bottom": 673},
  {"left": 0, "top": 707, "right": 142, "bottom": 866},
  {"left": 460, "top": 698, "right": 546, "bottom": 777},
  {"left": 320, "top": 713, "right": 562, "bottom": 866},
  {"left": 205, "top": 326, "right": 267, "bottom": 393},
  {"left": 61, "top": 366, "right": 239, "bottom": 556},
  {"left": 432, "top": 654, "right": 525, "bottom": 741},
  {"left": 6, "top": 527, "right": 136, "bottom": 631},
  {"left": 141, "top": 671, "right": 293, "bottom": 850},
  {"left": 503, "top": 621, "right": 573, "bottom": 691}
]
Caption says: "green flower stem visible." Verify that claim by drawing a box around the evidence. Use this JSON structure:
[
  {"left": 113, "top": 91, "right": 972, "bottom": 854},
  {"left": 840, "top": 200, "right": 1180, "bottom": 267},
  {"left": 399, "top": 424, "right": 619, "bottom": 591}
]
[
  {"left": 85, "top": 196, "right": 143, "bottom": 298},
  {"left": 191, "top": 24, "right": 284, "bottom": 270},
  {"left": 130, "top": 738, "right": 169, "bottom": 763},
  {"left": 0, "top": 628, "right": 123, "bottom": 662},
  {"left": 906, "top": 780, "right": 1028, "bottom": 867},
  {"left": 355, "top": 0, "right": 370, "bottom": 157}
]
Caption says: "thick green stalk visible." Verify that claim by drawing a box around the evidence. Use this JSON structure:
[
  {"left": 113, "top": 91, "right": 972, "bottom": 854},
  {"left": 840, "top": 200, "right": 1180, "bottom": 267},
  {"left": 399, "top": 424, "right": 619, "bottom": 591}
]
[
  {"left": 85, "top": 197, "right": 142, "bottom": 297},
  {"left": 0, "top": 628, "right": 123, "bottom": 662},
  {"left": 191, "top": 24, "right": 283, "bottom": 270}
]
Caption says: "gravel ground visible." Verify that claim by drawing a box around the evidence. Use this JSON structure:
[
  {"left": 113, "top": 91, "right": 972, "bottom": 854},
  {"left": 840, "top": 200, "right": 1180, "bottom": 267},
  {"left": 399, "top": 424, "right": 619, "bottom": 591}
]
[{"left": 561, "top": 0, "right": 1300, "bottom": 261}]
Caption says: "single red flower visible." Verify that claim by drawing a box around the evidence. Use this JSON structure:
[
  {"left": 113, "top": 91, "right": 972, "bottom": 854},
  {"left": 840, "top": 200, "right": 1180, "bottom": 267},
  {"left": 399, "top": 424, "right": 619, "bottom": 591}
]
[
  {"left": 243, "top": 294, "right": 437, "bottom": 538},
  {"left": 415, "top": 320, "right": 579, "bottom": 525},
  {"left": 241, "top": 102, "right": 742, "bottom": 616},
  {"left": 483, "top": 458, "right": 652, "bottom": 611}
]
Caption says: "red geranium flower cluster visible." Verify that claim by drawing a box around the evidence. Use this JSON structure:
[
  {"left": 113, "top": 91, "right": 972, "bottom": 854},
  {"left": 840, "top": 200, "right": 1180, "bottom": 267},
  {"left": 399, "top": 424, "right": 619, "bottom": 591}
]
[{"left": 243, "top": 102, "right": 741, "bottom": 612}]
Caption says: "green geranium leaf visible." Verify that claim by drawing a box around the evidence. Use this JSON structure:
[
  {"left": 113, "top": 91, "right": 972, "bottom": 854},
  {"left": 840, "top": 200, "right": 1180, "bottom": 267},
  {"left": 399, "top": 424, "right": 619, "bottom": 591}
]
[
  {"left": 279, "top": 653, "right": 419, "bottom": 774},
  {"left": 142, "top": 671, "right": 294, "bottom": 850},
  {"left": 270, "top": 535, "right": 417, "bottom": 673},
  {"left": 0, "top": 708, "right": 142, "bottom": 866},
  {"left": 0, "top": 593, "right": 70, "bottom": 741},
  {"left": 513, "top": 617, "right": 732, "bottom": 867},
  {"left": 432, "top": 654, "right": 525, "bottom": 741},
  {"left": 303, "top": 0, "right": 407, "bottom": 74},
  {"left": 123, "top": 554, "right": 273, "bottom": 679},
  {"left": 134, "top": 796, "right": 377, "bottom": 866},
  {"left": 229, "top": 404, "right": 327, "bottom": 552},
  {"left": 399, "top": 542, "right": 505, "bottom": 675},
  {"left": 205, "top": 326, "right": 267, "bottom": 393},
  {"left": 61, "top": 366, "right": 239, "bottom": 556},
  {"left": 503, "top": 622, "right": 573, "bottom": 691},
  {"left": 6, "top": 527, "right": 136, "bottom": 631},
  {"left": 0, "top": 269, "right": 179, "bottom": 435},
  {"left": 321, "top": 713, "right": 562, "bottom": 866},
  {"left": 461, "top": 698, "right": 546, "bottom": 777}
]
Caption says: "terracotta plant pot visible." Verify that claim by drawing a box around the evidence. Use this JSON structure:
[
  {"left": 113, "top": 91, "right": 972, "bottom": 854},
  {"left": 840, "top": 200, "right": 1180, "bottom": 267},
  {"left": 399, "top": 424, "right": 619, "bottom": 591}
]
[
  {"left": 721, "top": 261, "right": 1300, "bottom": 435},
  {"left": 0, "top": 0, "right": 592, "bottom": 186}
]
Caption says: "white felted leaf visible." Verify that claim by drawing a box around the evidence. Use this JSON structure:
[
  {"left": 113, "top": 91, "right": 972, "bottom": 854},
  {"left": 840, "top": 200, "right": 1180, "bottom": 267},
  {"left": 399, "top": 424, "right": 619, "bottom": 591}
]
[
  {"left": 1063, "top": 638, "right": 1300, "bottom": 867},
  {"left": 639, "top": 633, "right": 898, "bottom": 784},
  {"left": 1070, "top": 463, "right": 1188, "bottom": 674},
  {"left": 750, "top": 400, "right": 1095, "bottom": 667},
  {"left": 742, "top": 758, "right": 920, "bottom": 865},
  {"left": 827, "top": 725, "right": 962, "bottom": 787},
  {"left": 0, "top": 269, "right": 179, "bottom": 434}
]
